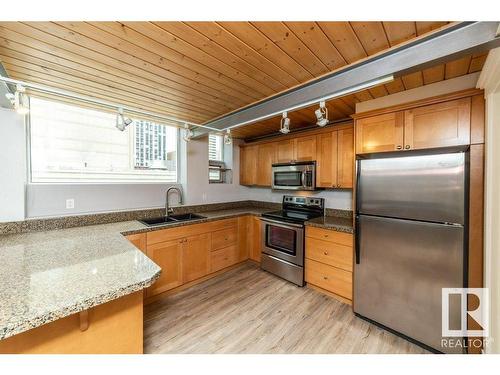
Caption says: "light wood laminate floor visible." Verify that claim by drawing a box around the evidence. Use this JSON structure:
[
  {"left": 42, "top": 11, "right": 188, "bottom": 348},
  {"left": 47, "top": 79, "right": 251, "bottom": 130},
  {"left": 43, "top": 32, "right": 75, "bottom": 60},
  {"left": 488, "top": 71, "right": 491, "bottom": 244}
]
[{"left": 144, "top": 263, "right": 429, "bottom": 354}]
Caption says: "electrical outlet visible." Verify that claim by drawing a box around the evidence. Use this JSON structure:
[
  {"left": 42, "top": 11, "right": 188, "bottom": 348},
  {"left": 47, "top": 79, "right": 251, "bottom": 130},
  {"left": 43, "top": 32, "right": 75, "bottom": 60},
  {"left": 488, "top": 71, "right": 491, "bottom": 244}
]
[{"left": 66, "top": 199, "right": 75, "bottom": 209}]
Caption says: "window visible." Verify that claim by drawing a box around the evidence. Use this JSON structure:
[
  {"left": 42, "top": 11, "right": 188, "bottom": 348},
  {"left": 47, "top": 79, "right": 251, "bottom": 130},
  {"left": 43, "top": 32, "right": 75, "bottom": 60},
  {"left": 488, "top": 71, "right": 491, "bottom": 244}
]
[
  {"left": 208, "top": 134, "right": 224, "bottom": 183},
  {"left": 29, "top": 97, "right": 178, "bottom": 183}
]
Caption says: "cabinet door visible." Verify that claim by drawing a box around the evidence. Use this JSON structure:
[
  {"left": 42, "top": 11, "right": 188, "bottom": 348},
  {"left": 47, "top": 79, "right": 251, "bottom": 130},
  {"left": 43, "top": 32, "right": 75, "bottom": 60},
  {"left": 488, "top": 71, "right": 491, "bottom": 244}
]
[
  {"left": 256, "top": 142, "right": 276, "bottom": 186},
  {"left": 316, "top": 132, "right": 338, "bottom": 188},
  {"left": 237, "top": 216, "right": 250, "bottom": 262},
  {"left": 294, "top": 135, "right": 317, "bottom": 161},
  {"left": 126, "top": 234, "right": 146, "bottom": 253},
  {"left": 183, "top": 233, "right": 210, "bottom": 283},
  {"left": 355, "top": 112, "right": 404, "bottom": 154},
  {"left": 146, "top": 239, "right": 183, "bottom": 296},
  {"left": 337, "top": 127, "right": 354, "bottom": 188},
  {"left": 276, "top": 139, "right": 295, "bottom": 163},
  {"left": 404, "top": 98, "right": 471, "bottom": 150},
  {"left": 250, "top": 217, "right": 262, "bottom": 262},
  {"left": 240, "top": 145, "right": 257, "bottom": 185}
]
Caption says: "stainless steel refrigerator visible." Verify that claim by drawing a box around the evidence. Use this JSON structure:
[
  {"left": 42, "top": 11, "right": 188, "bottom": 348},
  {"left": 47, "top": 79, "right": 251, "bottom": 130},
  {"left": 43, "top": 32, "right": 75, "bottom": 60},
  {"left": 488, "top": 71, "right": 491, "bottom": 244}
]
[{"left": 354, "top": 150, "right": 467, "bottom": 354}]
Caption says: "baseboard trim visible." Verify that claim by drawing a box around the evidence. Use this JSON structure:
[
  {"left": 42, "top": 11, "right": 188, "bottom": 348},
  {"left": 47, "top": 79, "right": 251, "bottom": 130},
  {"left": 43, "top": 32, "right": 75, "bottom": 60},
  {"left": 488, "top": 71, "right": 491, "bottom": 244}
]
[{"left": 306, "top": 283, "right": 353, "bottom": 306}]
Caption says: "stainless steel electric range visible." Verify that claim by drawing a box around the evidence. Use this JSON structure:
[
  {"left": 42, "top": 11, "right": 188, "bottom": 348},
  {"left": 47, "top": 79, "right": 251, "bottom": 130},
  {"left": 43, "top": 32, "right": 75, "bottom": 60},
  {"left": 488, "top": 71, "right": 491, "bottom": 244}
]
[{"left": 260, "top": 195, "right": 325, "bottom": 286}]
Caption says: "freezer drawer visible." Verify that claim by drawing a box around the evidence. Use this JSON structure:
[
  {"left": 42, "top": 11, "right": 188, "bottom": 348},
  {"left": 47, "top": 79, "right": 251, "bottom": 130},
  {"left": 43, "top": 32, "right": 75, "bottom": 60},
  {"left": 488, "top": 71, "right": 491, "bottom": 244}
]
[
  {"left": 354, "top": 215, "right": 465, "bottom": 353},
  {"left": 357, "top": 152, "right": 465, "bottom": 224}
]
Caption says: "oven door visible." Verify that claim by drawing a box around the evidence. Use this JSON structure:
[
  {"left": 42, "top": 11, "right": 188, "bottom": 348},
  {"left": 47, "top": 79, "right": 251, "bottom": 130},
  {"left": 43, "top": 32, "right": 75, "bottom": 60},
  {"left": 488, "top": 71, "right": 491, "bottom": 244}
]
[{"left": 261, "top": 218, "right": 304, "bottom": 266}]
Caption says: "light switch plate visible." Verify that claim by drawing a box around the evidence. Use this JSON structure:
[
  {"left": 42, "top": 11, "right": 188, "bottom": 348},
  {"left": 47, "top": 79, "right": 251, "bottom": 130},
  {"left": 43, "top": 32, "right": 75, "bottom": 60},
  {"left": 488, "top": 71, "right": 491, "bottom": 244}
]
[{"left": 66, "top": 198, "right": 75, "bottom": 209}]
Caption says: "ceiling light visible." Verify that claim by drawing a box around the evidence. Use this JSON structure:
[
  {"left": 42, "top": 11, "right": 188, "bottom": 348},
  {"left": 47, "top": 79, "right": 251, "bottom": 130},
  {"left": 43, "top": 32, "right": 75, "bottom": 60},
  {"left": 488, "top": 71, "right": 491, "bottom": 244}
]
[
  {"left": 14, "top": 84, "right": 29, "bottom": 115},
  {"left": 183, "top": 123, "right": 194, "bottom": 142},
  {"left": 280, "top": 112, "right": 290, "bottom": 134},
  {"left": 116, "top": 107, "right": 132, "bottom": 131},
  {"left": 224, "top": 129, "right": 232, "bottom": 145},
  {"left": 315, "top": 101, "right": 329, "bottom": 127}
]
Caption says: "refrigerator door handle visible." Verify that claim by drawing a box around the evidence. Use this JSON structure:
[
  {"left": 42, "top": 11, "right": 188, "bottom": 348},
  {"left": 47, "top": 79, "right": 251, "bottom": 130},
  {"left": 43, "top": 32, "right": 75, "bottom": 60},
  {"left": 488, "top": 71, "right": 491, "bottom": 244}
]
[{"left": 355, "top": 216, "right": 360, "bottom": 264}]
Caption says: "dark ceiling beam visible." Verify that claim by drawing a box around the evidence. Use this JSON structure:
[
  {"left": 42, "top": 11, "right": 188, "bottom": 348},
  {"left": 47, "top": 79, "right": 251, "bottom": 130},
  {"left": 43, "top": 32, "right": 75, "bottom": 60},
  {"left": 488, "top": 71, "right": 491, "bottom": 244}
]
[{"left": 193, "top": 21, "right": 500, "bottom": 138}]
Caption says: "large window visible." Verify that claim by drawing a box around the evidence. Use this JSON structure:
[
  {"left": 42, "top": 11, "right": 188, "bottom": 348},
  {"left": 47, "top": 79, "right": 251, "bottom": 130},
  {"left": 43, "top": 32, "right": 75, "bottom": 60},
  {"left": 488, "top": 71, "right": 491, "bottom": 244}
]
[{"left": 29, "top": 97, "right": 178, "bottom": 183}]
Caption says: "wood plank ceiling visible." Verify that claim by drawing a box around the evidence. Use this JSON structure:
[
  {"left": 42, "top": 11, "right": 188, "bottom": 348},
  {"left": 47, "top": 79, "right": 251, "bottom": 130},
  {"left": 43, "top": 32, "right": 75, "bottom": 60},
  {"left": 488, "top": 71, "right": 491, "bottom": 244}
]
[{"left": 0, "top": 21, "right": 487, "bottom": 139}]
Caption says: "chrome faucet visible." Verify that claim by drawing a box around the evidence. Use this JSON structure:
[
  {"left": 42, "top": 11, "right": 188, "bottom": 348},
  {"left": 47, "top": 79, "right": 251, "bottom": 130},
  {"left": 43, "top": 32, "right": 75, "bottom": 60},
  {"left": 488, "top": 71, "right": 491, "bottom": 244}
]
[{"left": 165, "top": 186, "right": 183, "bottom": 217}]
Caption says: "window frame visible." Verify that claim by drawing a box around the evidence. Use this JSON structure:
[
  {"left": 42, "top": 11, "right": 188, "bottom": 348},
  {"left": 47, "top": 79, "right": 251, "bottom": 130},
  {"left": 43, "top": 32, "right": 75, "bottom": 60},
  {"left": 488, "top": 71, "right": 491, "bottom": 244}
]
[{"left": 26, "top": 96, "right": 180, "bottom": 185}]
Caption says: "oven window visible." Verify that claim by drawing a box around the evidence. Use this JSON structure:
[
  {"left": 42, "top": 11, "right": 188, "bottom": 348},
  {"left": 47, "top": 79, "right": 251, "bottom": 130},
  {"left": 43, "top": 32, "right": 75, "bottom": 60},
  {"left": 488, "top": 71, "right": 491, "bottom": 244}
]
[
  {"left": 274, "top": 171, "right": 302, "bottom": 186},
  {"left": 266, "top": 225, "right": 297, "bottom": 255}
]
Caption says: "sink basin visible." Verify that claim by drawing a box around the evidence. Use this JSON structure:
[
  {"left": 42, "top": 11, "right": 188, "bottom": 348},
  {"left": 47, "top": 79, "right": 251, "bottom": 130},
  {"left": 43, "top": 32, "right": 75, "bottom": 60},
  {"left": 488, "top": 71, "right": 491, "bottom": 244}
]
[{"left": 139, "top": 213, "right": 206, "bottom": 226}]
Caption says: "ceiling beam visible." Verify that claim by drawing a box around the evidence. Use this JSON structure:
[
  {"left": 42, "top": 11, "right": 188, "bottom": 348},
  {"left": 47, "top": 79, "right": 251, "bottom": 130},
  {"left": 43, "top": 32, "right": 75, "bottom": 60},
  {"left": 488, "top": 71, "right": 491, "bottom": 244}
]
[{"left": 194, "top": 21, "right": 500, "bottom": 138}]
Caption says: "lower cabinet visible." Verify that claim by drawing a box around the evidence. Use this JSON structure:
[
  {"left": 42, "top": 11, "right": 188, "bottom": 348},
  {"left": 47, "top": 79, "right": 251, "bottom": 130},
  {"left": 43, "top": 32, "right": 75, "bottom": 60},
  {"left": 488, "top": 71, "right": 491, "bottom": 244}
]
[
  {"left": 305, "top": 226, "right": 354, "bottom": 304},
  {"left": 183, "top": 233, "right": 210, "bottom": 283},
  {"left": 143, "top": 217, "right": 251, "bottom": 298},
  {"left": 146, "top": 239, "right": 183, "bottom": 296}
]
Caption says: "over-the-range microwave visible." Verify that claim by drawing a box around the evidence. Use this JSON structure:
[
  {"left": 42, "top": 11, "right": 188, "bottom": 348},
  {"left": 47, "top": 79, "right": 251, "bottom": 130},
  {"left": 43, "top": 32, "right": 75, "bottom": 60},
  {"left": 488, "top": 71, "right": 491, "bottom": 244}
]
[{"left": 271, "top": 161, "right": 316, "bottom": 191}]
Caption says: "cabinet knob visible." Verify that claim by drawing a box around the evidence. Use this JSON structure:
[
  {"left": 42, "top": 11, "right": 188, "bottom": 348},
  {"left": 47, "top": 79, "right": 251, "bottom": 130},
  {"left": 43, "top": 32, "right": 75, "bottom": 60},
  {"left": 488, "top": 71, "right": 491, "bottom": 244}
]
[
  {"left": 323, "top": 251, "right": 328, "bottom": 255},
  {"left": 405, "top": 145, "right": 411, "bottom": 150},
  {"left": 396, "top": 145, "right": 402, "bottom": 150},
  {"left": 324, "top": 234, "right": 329, "bottom": 238},
  {"left": 323, "top": 276, "right": 328, "bottom": 280}
]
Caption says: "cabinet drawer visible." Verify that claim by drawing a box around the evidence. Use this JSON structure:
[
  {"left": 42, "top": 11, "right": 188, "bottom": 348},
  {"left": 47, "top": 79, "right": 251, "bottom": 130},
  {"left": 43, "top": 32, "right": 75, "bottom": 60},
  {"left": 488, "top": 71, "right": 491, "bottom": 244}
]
[
  {"left": 208, "top": 218, "right": 238, "bottom": 232},
  {"left": 211, "top": 227, "right": 237, "bottom": 251},
  {"left": 210, "top": 245, "right": 238, "bottom": 273},
  {"left": 306, "top": 226, "right": 353, "bottom": 247},
  {"left": 305, "top": 259, "right": 352, "bottom": 300},
  {"left": 306, "top": 237, "right": 353, "bottom": 272}
]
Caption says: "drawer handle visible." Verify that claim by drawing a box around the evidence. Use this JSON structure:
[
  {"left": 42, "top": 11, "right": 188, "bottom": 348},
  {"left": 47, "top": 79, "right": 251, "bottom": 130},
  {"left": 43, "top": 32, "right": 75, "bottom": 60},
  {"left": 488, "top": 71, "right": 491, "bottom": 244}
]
[
  {"left": 396, "top": 145, "right": 402, "bottom": 150},
  {"left": 224, "top": 236, "right": 228, "bottom": 240},
  {"left": 324, "top": 234, "right": 329, "bottom": 238},
  {"left": 323, "top": 251, "right": 328, "bottom": 255},
  {"left": 405, "top": 145, "right": 411, "bottom": 150},
  {"left": 323, "top": 276, "right": 328, "bottom": 280}
]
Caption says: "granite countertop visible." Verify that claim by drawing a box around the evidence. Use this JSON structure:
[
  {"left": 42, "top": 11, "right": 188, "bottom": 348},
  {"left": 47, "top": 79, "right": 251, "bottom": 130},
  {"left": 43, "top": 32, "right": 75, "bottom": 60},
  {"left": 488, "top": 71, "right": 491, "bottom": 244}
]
[
  {"left": 305, "top": 216, "right": 354, "bottom": 233},
  {"left": 0, "top": 221, "right": 160, "bottom": 341},
  {"left": 0, "top": 205, "right": 353, "bottom": 341}
]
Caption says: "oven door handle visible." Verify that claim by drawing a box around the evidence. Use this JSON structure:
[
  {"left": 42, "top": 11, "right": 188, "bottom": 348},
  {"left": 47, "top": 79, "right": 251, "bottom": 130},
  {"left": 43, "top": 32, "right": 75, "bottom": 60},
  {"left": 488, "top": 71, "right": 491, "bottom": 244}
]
[
  {"left": 301, "top": 171, "right": 306, "bottom": 188},
  {"left": 260, "top": 217, "right": 305, "bottom": 228}
]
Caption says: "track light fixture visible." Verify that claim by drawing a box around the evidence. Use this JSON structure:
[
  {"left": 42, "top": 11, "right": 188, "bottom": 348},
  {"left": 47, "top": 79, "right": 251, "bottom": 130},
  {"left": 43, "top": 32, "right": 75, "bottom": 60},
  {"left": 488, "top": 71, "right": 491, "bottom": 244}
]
[
  {"left": 224, "top": 129, "right": 232, "bottom": 145},
  {"left": 183, "top": 123, "right": 194, "bottom": 142},
  {"left": 14, "top": 84, "right": 29, "bottom": 115},
  {"left": 315, "top": 101, "right": 329, "bottom": 127},
  {"left": 280, "top": 112, "right": 290, "bottom": 134},
  {"left": 116, "top": 107, "right": 132, "bottom": 131}
]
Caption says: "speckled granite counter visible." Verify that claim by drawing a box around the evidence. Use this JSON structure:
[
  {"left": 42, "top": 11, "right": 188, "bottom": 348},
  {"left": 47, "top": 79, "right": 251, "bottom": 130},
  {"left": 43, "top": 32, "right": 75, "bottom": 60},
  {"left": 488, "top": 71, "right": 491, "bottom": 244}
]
[
  {"left": 0, "top": 221, "right": 160, "bottom": 341},
  {"left": 305, "top": 216, "right": 354, "bottom": 233},
  {"left": 0, "top": 204, "right": 352, "bottom": 341}
]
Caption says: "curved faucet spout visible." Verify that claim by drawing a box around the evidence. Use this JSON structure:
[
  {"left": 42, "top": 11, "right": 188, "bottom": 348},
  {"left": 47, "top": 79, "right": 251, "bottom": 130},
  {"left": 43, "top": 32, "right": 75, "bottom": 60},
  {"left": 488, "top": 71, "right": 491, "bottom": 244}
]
[{"left": 165, "top": 186, "right": 183, "bottom": 217}]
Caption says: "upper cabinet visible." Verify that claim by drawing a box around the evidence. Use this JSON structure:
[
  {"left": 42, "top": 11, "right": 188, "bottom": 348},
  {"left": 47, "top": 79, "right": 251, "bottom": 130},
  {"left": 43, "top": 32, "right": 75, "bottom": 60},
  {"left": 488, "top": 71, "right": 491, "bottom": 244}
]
[
  {"left": 355, "top": 97, "right": 472, "bottom": 154},
  {"left": 240, "top": 123, "right": 354, "bottom": 189},
  {"left": 239, "top": 145, "right": 258, "bottom": 185},
  {"left": 316, "top": 128, "right": 353, "bottom": 189},
  {"left": 256, "top": 142, "right": 277, "bottom": 186},
  {"left": 294, "top": 135, "right": 317, "bottom": 161},
  {"left": 404, "top": 98, "right": 471, "bottom": 150},
  {"left": 355, "top": 112, "right": 404, "bottom": 153}
]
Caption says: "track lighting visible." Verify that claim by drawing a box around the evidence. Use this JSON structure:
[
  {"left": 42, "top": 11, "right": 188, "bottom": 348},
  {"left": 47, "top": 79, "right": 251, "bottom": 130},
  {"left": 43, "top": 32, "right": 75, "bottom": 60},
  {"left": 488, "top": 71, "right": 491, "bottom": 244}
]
[
  {"left": 183, "top": 123, "right": 194, "bottom": 142},
  {"left": 315, "top": 101, "right": 328, "bottom": 127},
  {"left": 14, "top": 84, "right": 29, "bottom": 115},
  {"left": 280, "top": 112, "right": 290, "bottom": 134},
  {"left": 224, "top": 129, "right": 232, "bottom": 145},
  {"left": 116, "top": 107, "right": 132, "bottom": 131}
]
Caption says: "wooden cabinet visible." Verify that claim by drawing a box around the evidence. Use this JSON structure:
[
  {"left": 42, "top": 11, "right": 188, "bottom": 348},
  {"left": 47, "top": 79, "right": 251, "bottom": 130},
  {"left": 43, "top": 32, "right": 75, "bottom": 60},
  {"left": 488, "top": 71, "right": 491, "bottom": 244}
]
[
  {"left": 249, "top": 216, "right": 262, "bottom": 262},
  {"left": 126, "top": 233, "right": 146, "bottom": 253},
  {"left": 211, "top": 227, "right": 237, "bottom": 251},
  {"left": 316, "top": 127, "right": 354, "bottom": 189},
  {"left": 183, "top": 233, "right": 210, "bottom": 283},
  {"left": 210, "top": 245, "right": 238, "bottom": 273},
  {"left": 276, "top": 139, "right": 295, "bottom": 163},
  {"left": 256, "top": 142, "right": 276, "bottom": 186},
  {"left": 146, "top": 239, "right": 183, "bottom": 296},
  {"left": 356, "top": 112, "right": 404, "bottom": 154},
  {"left": 355, "top": 97, "right": 472, "bottom": 154},
  {"left": 240, "top": 145, "right": 257, "bottom": 185},
  {"left": 294, "top": 135, "right": 316, "bottom": 161},
  {"left": 237, "top": 216, "right": 251, "bottom": 262},
  {"left": 305, "top": 227, "right": 353, "bottom": 303},
  {"left": 404, "top": 98, "right": 471, "bottom": 150}
]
